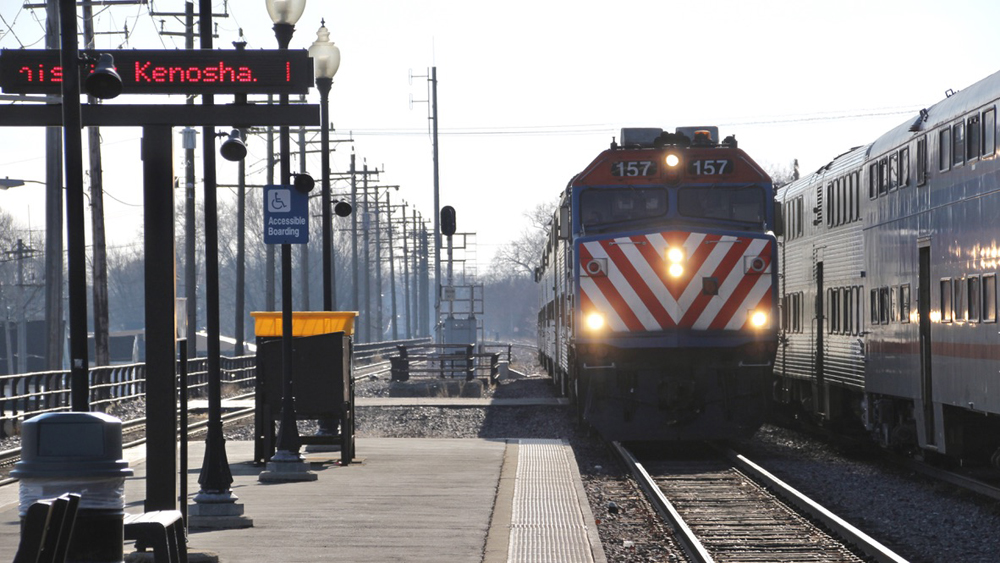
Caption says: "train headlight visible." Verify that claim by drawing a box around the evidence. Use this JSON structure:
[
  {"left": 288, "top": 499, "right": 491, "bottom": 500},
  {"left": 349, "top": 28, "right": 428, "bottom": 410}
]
[
  {"left": 667, "top": 246, "right": 685, "bottom": 277},
  {"left": 665, "top": 153, "right": 680, "bottom": 167},
  {"left": 585, "top": 312, "right": 606, "bottom": 331},
  {"left": 750, "top": 310, "right": 768, "bottom": 328}
]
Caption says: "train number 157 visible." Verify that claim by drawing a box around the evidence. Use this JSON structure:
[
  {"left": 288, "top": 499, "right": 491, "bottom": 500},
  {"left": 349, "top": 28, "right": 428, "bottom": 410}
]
[
  {"left": 611, "top": 160, "right": 656, "bottom": 177},
  {"left": 689, "top": 159, "right": 732, "bottom": 175}
]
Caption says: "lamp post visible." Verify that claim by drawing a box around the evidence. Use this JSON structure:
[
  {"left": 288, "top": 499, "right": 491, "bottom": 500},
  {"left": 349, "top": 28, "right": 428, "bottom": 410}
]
[
  {"left": 260, "top": 0, "right": 316, "bottom": 482},
  {"left": 309, "top": 20, "right": 341, "bottom": 312},
  {"left": 0, "top": 178, "right": 45, "bottom": 189},
  {"left": 188, "top": 0, "right": 251, "bottom": 526}
]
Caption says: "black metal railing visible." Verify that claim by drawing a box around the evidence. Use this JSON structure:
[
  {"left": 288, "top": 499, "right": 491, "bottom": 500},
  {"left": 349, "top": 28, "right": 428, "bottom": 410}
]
[
  {"left": 0, "top": 354, "right": 258, "bottom": 439},
  {"left": 0, "top": 338, "right": 427, "bottom": 439},
  {"left": 388, "top": 343, "right": 505, "bottom": 382}
]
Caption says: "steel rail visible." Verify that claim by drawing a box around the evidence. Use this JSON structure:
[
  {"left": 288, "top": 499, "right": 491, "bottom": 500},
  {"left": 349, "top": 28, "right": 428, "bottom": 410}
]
[
  {"left": 610, "top": 441, "right": 714, "bottom": 563},
  {"left": 720, "top": 447, "right": 909, "bottom": 563}
]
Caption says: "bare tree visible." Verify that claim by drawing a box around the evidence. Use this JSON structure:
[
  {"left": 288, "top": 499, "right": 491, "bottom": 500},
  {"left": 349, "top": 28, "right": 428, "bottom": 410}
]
[
  {"left": 105, "top": 243, "right": 145, "bottom": 330},
  {"left": 488, "top": 200, "right": 557, "bottom": 280},
  {"left": 766, "top": 159, "right": 799, "bottom": 190},
  {"left": 483, "top": 200, "right": 557, "bottom": 340}
]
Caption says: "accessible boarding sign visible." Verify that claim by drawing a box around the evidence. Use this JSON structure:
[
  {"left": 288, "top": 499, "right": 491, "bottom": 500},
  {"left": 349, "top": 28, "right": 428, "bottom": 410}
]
[{"left": 263, "top": 184, "right": 309, "bottom": 244}]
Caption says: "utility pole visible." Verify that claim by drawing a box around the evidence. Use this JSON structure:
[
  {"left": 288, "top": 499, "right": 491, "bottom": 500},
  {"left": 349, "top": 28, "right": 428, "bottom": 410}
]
[
  {"left": 411, "top": 212, "right": 420, "bottom": 337},
  {"left": 386, "top": 194, "right": 399, "bottom": 341},
  {"left": 430, "top": 67, "right": 441, "bottom": 342},
  {"left": 7, "top": 239, "right": 41, "bottom": 374},
  {"left": 361, "top": 163, "right": 370, "bottom": 342},
  {"left": 373, "top": 187, "right": 383, "bottom": 339},
  {"left": 43, "top": 0, "right": 63, "bottom": 371},
  {"left": 400, "top": 202, "right": 410, "bottom": 339},
  {"left": 420, "top": 224, "right": 437, "bottom": 336},
  {"left": 184, "top": 3, "right": 198, "bottom": 352},
  {"left": 234, "top": 38, "right": 248, "bottom": 356},
  {"left": 82, "top": 0, "right": 111, "bottom": 367},
  {"left": 344, "top": 160, "right": 380, "bottom": 342},
  {"left": 155, "top": 0, "right": 200, "bottom": 352},
  {"left": 350, "top": 152, "right": 358, "bottom": 321}
]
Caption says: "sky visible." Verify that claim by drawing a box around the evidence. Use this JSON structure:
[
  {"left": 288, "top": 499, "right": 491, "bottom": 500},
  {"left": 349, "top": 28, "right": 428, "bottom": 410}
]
[{"left": 2, "top": 0, "right": 1000, "bottom": 272}]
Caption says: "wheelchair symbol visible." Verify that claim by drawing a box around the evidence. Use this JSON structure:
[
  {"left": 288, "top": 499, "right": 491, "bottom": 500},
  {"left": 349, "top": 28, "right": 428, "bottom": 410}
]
[{"left": 268, "top": 189, "right": 291, "bottom": 213}]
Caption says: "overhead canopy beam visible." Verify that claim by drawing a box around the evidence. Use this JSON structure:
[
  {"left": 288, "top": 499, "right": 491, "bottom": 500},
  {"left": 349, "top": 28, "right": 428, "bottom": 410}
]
[{"left": 0, "top": 103, "right": 318, "bottom": 127}]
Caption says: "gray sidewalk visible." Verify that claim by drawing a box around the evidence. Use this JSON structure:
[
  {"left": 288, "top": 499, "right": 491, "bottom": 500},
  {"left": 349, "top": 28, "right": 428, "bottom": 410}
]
[{"left": 0, "top": 436, "right": 604, "bottom": 562}]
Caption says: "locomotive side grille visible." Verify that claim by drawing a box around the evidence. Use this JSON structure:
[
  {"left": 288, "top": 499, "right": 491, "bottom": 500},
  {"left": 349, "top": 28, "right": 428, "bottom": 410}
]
[{"left": 578, "top": 231, "right": 772, "bottom": 332}]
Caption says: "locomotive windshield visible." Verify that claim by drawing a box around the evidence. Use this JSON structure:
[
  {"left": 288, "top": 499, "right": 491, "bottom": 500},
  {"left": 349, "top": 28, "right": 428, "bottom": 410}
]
[
  {"left": 580, "top": 187, "right": 667, "bottom": 229},
  {"left": 677, "top": 184, "right": 765, "bottom": 225}
]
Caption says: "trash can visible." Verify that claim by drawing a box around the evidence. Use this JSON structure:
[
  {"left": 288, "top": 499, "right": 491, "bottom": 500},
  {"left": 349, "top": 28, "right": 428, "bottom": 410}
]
[{"left": 12, "top": 411, "right": 133, "bottom": 563}]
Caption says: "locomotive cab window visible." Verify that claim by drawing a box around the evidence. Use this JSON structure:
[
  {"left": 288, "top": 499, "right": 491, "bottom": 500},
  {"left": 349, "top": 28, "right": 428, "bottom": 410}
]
[
  {"left": 580, "top": 187, "right": 667, "bottom": 229},
  {"left": 677, "top": 184, "right": 765, "bottom": 225}
]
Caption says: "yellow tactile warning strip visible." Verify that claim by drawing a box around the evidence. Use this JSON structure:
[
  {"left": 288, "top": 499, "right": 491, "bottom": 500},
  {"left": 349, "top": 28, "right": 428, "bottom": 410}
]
[{"left": 508, "top": 439, "right": 601, "bottom": 563}]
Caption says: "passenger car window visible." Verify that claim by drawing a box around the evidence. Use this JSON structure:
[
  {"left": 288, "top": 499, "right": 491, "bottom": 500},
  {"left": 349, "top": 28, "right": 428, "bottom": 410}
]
[{"left": 939, "top": 127, "right": 952, "bottom": 172}]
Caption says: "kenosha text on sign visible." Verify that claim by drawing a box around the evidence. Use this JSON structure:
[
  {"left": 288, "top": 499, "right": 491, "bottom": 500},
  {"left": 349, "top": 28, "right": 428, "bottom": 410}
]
[{"left": 0, "top": 49, "right": 314, "bottom": 95}]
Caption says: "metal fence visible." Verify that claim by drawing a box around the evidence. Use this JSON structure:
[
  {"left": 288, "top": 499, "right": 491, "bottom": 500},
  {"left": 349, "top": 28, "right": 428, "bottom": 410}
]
[
  {"left": 0, "top": 355, "right": 256, "bottom": 439},
  {"left": 0, "top": 338, "right": 429, "bottom": 439}
]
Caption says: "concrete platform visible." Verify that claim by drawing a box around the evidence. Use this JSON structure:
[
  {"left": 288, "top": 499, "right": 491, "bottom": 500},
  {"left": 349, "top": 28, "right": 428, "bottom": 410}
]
[{"left": 0, "top": 437, "right": 604, "bottom": 563}]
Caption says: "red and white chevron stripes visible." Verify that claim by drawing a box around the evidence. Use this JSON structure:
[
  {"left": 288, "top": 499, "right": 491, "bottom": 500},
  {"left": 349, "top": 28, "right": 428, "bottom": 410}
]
[{"left": 578, "top": 231, "right": 773, "bottom": 332}]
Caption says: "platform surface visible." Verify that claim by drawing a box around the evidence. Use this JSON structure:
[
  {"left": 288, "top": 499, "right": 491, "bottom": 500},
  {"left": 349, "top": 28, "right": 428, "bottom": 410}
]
[{"left": 0, "top": 437, "right": 604, "bottom": 563}]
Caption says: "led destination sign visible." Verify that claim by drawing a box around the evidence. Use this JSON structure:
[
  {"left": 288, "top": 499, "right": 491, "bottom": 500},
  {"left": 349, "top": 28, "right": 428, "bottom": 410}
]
[{"left": 0, "top": 49, "right": 314, "bottom": 95}]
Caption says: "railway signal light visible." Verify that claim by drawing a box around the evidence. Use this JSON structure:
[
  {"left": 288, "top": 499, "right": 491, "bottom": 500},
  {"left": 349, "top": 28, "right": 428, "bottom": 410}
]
[{"left": 441, "top": 205, "right": 456, "bottom": 236}]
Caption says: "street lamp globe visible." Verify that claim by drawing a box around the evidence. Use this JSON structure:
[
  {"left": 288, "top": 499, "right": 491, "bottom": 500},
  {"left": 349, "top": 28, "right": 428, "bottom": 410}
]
[
  {"left": 265, "top": 0, "right": 307, "bottom": 25},
  {"left": 308, "top": 21, "right": 341, "bottom": 80}
]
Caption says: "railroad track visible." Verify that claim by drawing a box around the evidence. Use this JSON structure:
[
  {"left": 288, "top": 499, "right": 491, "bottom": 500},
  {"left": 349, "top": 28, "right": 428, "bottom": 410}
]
[
  {"left": 613, "top": 442, "right": 908, "bottom": 563},
  {"left": 0, "top": 359, "right": 393, "bottom": 479},
  {"left": 0, "top": 399, "right": 258, "bottom": 485}
]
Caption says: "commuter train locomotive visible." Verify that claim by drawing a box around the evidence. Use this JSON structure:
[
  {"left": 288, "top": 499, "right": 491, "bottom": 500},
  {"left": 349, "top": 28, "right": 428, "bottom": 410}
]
[
  {"left": 536, "top": 127, "right": 781, "bottom": 441},
  {"left": 775, "top": 68, "right": 1000, "bottom": 465}
]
